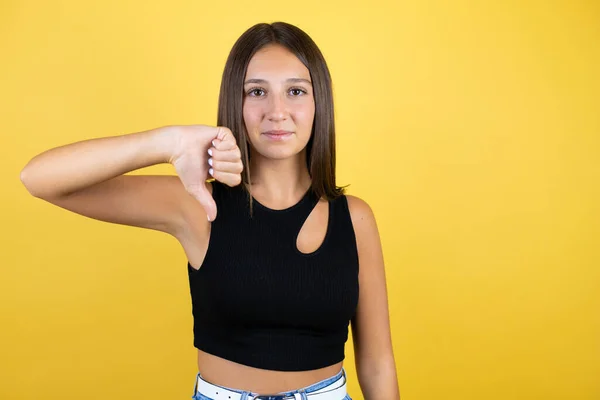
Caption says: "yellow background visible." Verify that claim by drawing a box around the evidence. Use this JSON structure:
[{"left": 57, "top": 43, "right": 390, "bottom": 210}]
[{"left": 1, "top": 0, "right": 599, "bottom": 399}]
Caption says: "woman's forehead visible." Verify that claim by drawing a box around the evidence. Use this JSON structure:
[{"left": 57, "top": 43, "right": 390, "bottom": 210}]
[{"left": 245, "top": 45, "right": 310, "bottom": 81}]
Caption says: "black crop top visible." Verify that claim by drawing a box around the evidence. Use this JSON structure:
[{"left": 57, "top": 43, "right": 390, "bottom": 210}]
[{"left": 187, "top": 181, "right": 359, "bottom": 371}]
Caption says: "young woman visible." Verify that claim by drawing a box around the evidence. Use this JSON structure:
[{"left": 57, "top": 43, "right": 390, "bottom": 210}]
[{"left": 20, "top": 22, "right": 399, "bottom": 400}]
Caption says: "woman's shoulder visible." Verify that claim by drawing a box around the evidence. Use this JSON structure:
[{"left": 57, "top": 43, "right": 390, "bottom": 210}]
[{"left": 344, "top": 194, "right": 378, "bottom": 234}]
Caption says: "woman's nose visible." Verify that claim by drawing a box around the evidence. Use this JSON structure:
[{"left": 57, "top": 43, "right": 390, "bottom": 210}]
[{"left": 266, "top": 94, "right": 287, "bottom": 121}]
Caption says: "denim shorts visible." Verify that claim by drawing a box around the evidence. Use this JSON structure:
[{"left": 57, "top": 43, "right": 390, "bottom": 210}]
[{"left": 192, "top": 366, "right": 352, "bottom": 400}]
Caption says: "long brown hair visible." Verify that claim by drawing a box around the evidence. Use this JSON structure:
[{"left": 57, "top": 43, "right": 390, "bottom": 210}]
[{"left": 216, "top": 22, "right": 346, "bottom": 212}]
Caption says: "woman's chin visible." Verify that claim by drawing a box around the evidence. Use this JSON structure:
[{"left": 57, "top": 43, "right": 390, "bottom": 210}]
[{"left": 255, "top": 146, "right": 302, "bottom": 161}]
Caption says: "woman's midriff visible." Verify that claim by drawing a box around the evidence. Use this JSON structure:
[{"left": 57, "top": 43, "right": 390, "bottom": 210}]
[{"left": 197, "top": 349, "right": 344, "bottom": 394}]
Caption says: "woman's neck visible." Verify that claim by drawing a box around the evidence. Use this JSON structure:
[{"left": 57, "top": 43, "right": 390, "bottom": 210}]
[{"left": 247, "top": 150, "right": 311, "bottom": 207}]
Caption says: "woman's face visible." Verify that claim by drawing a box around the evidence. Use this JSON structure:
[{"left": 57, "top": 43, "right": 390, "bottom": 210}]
[{"left": 243, "top": 44, "right": 315, "bottom": 161}]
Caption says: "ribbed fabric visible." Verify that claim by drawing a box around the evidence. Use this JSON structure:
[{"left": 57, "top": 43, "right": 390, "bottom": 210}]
[{"left": 187, "top": 181, "right": 359, "bottom": 371}]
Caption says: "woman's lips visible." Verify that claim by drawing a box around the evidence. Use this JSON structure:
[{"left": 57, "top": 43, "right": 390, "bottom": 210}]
[{"left": 262, "top": 130, "right": 294, "bottom": 141}]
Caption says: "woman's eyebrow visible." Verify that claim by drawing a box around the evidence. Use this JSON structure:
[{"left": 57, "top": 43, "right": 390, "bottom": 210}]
[{"left": 244, "top": 78, "right": 312, "bottom": 85}]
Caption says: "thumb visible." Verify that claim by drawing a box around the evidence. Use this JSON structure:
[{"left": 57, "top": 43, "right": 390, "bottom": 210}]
[{"left": 189, "top": 182, "right": 217, "bottom": 222}]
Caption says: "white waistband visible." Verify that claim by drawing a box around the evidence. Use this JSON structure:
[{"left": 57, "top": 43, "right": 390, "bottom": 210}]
[{"left": 195, "top": 371, "right": 347, "bottom": 400}]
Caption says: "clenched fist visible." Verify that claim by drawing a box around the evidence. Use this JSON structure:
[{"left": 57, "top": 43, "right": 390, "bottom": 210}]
[{"left": 167, "top": 125, "right": 243, "bottom": 222}]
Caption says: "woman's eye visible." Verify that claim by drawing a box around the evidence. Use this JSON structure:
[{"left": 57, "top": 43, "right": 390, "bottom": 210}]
[
  {"left": 249, "top": 88, "right": 265, "bottom": 96},
  {"left": 290, "top": 88, "right": 306, "bottom": 96}
]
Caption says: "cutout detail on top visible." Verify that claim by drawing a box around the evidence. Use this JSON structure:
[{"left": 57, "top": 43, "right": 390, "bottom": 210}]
[{"left": 296, "top": 199, "right": 329, "bottom": 255}]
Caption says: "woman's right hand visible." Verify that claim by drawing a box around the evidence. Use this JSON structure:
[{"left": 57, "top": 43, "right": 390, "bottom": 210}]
[{"left": 167, "top": 125, "right": 244, "bottom": 222}]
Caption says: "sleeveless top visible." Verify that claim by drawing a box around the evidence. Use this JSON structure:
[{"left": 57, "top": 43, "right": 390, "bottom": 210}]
[{"left": 187, "top": 181, "right": 359, "bottom": 371}]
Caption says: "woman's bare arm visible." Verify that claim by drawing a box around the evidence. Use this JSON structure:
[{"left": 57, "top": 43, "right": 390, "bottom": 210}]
[
  {"left": 19, "top": 126, "right": 198, "bottom": 236},
  {"left": 20, "top": 127, "right": 174, "bottom": 198}
]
